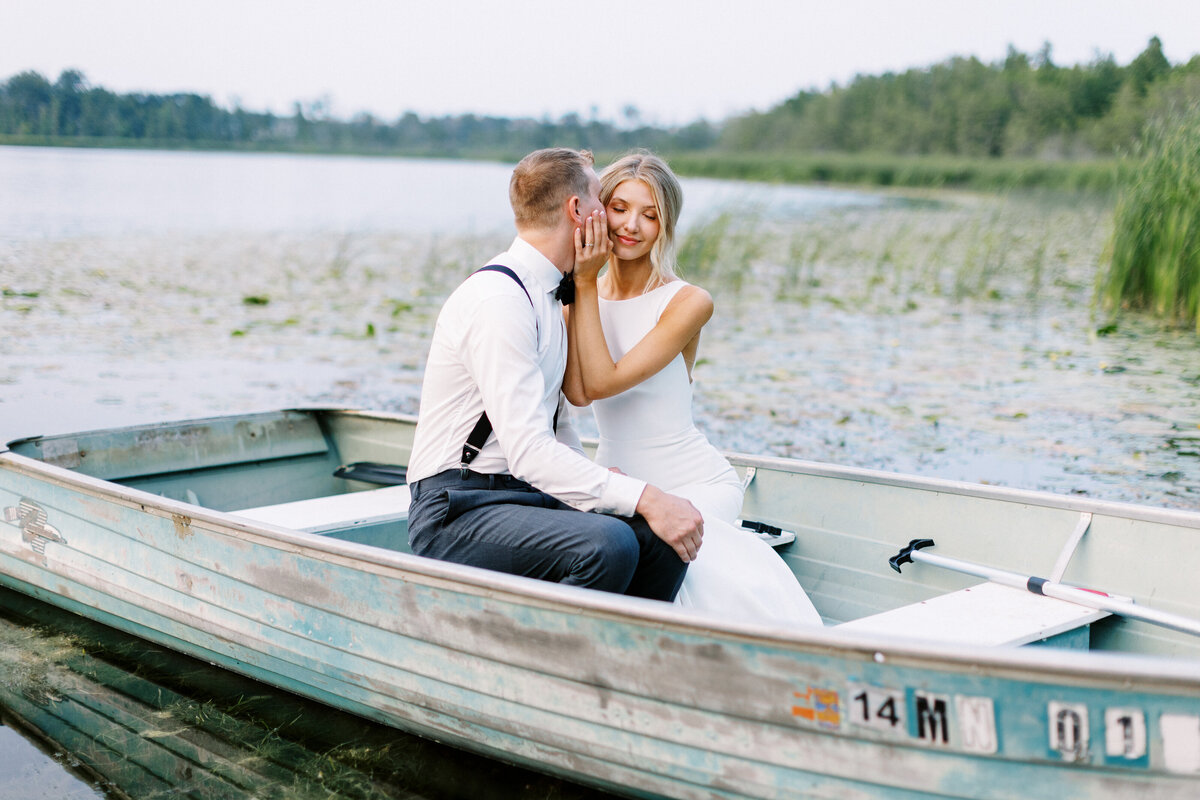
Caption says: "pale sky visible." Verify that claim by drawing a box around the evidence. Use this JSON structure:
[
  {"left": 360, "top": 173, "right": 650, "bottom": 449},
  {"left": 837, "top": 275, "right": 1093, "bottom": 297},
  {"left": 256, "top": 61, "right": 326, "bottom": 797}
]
[{"left": 3, "top": 0, "right": 1199, "bottom": 126}]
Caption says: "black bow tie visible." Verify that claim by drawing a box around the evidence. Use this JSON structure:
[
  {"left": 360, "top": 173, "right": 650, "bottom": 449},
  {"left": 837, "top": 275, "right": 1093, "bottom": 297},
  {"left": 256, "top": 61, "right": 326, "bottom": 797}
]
[{"left": 555, "top": 271, "right": 575, "bottom": 305}]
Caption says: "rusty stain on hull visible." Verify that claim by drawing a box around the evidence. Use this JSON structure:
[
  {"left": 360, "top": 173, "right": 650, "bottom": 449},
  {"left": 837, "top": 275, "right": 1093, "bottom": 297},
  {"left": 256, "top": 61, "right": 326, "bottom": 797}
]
[{"left": 171, "top": 514, "right": 193, "bottom": 540}]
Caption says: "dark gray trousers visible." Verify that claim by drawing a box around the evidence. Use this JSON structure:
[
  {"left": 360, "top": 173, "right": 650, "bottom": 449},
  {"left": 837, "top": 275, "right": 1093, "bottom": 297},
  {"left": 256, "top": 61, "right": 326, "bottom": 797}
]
[{"left": 407, "top": 470, "right": 686, "bottom": 601}]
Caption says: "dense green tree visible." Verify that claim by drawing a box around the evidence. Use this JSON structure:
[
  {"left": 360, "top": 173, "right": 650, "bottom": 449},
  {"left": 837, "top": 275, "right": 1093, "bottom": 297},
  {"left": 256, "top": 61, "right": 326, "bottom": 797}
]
[
  {"left": 3, "top": 71, "right": 54, "bottom": 135},
  {"left": 1128, "top": 36, "right": 1170, "bottom": 96},
  {"left": 714, "top": 37, "right": 1197, "bottom": 160},
  {"left": 52, "top": 69, "right": 85, "bottom": 135}
]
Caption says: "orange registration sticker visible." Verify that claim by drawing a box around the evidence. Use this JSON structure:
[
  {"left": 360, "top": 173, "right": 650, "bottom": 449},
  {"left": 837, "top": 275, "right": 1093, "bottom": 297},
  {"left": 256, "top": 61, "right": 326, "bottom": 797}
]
[{"left": 792, "top": 687, "right": 841, "bottom": 730}]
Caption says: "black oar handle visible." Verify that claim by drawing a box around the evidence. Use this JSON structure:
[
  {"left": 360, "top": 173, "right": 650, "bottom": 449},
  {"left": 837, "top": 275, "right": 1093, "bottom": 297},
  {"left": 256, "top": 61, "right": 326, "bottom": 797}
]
[{"left": 889, "top": 538, "right": 936, "bottom": 573}]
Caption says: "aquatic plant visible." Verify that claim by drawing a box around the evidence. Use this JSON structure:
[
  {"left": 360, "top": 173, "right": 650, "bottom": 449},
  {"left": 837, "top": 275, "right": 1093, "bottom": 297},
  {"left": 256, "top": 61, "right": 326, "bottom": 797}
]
[
  {"left": 1101, "top": 104, "right": 1200, "bottom": 330},
  {"left": 677, "top": 212, "right": 734, "bottom": 284},
  {"left": 327, "top": 233, "right": 360, "bottom": 280},
  {"left": 676, "top": 207, "right": 776, "bottom": 297},
  {"left": 680, "top": 194, "right": 1092, "bottom": 315},
  {"left": 954, "top": 210, "right": 1013, "bottom": 301},
  {"left": 775, "top": 231, "right": 822, "bottom": 302}
]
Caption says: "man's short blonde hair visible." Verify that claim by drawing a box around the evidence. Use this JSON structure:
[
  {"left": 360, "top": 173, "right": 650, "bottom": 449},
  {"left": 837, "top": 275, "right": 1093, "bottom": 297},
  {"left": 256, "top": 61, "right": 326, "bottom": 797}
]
[{"left": 509, "top": 148, "right": 595, "bottom": 230}]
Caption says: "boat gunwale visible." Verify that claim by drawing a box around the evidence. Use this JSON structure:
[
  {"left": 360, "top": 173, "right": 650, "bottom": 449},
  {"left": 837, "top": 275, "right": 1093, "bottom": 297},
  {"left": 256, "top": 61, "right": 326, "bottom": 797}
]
[
  {"left": 5, "top": 423, "right": 1200, "bottom": 694},
  {"left": 724, "top": 452, "right": 1200, "bottom": 530},
  {"left": 328, "top": 408, "right": 1200, "bottom": 529},
  {"left": 8, "top": 406, "right": 1200, "bottom": 531}
]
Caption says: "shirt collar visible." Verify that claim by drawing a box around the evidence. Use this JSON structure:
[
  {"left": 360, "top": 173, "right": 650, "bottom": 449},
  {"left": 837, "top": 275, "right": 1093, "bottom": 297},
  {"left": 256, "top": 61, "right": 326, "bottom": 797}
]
[{"left": 509, "top": 236, "right": 566, "bottom": 298}]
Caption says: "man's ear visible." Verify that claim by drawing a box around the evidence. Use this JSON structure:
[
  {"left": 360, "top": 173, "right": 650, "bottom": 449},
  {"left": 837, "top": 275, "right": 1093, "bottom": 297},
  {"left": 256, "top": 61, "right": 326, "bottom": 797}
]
[{"left": 566, "top": 195, "right": 583, "bottom": 224}]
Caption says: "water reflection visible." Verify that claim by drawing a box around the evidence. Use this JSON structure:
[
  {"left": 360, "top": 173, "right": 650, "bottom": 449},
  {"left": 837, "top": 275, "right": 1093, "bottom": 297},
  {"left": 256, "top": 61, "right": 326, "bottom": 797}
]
[
  {"left": 0, "top": 722, "right": 100, "bottom": 799},
  {"left": 0, "top": 586, "right": 613, "bottom": 800},
  {"left": 0, "top": 146, "right": 519, "bottom": 239},
  {"left": 0, "top": 145, "right": 883, "bottom": 241}
]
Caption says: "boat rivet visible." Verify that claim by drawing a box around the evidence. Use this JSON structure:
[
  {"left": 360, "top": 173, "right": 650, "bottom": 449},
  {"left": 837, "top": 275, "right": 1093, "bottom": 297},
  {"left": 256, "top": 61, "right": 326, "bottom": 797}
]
[{"left": 874, "top": 652, "right": 886, "bottom": 664}]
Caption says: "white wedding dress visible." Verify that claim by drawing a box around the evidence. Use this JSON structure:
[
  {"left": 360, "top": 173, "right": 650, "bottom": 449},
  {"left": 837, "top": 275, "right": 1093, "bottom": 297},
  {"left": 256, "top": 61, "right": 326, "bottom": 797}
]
[{"left": 591, "top": 281, "right": 822, "bottom": 626}]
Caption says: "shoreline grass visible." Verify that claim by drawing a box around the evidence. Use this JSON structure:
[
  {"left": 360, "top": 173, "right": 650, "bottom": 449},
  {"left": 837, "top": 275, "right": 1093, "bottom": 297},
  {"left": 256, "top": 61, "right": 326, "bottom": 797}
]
[
  {"left": 0, "top": 134, "right": 522, "bottom": 162},
  {"left": 665, "top": 151, "right": 1124, "bottom": 194},
  {"left": 1, "top": 134, "right": 1124, "bottom": 194}
]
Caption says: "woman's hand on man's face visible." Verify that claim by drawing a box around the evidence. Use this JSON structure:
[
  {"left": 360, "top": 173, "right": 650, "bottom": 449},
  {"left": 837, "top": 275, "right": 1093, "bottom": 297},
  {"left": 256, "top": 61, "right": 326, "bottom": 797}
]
[{"left": 573, "top": 209, "right": 611, "bottom": 281}]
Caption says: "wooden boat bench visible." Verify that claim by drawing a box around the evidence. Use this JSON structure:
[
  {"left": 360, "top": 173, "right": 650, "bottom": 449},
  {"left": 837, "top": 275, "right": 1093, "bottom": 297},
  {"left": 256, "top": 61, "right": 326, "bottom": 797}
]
[
  {"left": 232, "top": 485, "right": 411, "bottom": 535},
  {"left": 836, "top": 582, "right": 1110, "bottom": 649}
]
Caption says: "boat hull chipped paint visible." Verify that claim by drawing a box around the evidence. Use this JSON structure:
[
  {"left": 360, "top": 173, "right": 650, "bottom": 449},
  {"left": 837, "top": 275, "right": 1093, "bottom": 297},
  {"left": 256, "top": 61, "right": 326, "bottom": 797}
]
[{"left": 3, "top": 408, "right": 1200, "bottom": 798}]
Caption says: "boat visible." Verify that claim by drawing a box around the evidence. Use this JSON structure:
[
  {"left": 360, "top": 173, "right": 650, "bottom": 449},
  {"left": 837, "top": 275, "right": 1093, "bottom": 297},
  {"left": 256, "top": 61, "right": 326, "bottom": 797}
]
[{"left": 2, "top": 407, "right": 1200, "bottom": 799}]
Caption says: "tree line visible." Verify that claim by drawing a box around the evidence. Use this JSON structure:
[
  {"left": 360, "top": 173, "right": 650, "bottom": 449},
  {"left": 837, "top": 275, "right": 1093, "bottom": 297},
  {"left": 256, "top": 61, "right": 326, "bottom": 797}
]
[
  {"left": 0, "top": 68, "right": 716, "bottom": 157},
  {"left": 1, "top": 37, "right": 1195, "bottom": 161},
  {"left": 720, "top": 37, "right": 1199, "bottom": 159}
]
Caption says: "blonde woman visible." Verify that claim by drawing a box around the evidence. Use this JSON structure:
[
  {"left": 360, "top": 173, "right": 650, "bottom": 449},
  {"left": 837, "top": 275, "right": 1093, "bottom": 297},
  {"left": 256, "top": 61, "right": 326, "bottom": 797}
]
[{"left": 564, "top": 152, "right": 821, "bottom": 626}]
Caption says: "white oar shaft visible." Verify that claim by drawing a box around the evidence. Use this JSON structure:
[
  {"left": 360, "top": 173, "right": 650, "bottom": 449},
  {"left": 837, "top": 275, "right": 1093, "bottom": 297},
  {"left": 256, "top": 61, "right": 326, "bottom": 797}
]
[
  {"left": 907, "top": 549, "right": 1200, "bottom": 638},
  {"left": 910, "top": 551, "right": 1028, "bottom": 589}
]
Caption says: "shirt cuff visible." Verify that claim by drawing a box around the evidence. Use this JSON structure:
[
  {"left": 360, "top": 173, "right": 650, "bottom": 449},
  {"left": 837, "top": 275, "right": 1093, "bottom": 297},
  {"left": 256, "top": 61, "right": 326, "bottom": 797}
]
[{"left": 600, "top": 472, "right": 647, "bottom": 518}]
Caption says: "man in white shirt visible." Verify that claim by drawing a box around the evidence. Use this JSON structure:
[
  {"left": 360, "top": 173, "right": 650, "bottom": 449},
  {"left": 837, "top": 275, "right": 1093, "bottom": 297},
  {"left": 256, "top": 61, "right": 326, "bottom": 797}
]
[{"left": 406, "top": 148, "right": 703, "bottom": 600}]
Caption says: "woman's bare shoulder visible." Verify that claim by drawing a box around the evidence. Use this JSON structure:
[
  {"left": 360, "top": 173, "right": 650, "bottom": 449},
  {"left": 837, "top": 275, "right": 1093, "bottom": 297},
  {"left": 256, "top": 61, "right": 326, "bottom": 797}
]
[{"left": 664, "top": 281, "right": 715, "bottom": 319}]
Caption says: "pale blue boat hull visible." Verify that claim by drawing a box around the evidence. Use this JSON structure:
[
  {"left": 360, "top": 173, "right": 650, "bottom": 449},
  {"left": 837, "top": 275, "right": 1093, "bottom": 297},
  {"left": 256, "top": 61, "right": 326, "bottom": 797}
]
[{"left": 3, "top": 409, "right": 1200, "bottom": 799}]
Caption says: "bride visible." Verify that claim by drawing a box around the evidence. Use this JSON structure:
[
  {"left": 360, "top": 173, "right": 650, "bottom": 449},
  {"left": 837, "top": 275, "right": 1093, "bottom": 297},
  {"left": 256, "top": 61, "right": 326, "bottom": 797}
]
[{"left": 563, "top": 151, "right": 821, "bottom": 627}]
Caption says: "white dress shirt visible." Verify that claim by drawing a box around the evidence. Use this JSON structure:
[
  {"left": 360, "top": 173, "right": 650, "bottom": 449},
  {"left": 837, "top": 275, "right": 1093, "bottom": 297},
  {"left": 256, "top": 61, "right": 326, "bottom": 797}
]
[{"left": 407, "top": 236, "right": 647, "bottom": 516}]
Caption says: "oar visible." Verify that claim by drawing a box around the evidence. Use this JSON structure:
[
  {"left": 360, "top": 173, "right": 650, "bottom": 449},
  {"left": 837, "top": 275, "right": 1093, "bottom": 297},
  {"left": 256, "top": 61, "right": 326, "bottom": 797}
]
[{"left": 889, "top": 538, "right": 1200, "bottom": 638}]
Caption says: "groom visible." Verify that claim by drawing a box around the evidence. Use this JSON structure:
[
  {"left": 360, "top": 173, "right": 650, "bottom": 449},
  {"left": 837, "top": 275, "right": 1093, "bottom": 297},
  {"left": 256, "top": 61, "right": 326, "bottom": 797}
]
[{"left": 406, "top": 148, "right": 703, "bottom": 600}]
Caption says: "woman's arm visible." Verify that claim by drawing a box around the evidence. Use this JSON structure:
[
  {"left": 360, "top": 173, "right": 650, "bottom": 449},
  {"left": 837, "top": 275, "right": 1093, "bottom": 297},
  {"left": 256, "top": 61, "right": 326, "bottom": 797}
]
[
  {"left": 561, "top": 212, "right": 607, "bottom": 407},
  {"left": 562, "top": 213, "right": 606, "bottom": 406},
  {"left": 561, "top": 303, "right": 589, "bottom": 407},
  {"left": 572, "top": 213, "right": 714, "bottom": 401}
]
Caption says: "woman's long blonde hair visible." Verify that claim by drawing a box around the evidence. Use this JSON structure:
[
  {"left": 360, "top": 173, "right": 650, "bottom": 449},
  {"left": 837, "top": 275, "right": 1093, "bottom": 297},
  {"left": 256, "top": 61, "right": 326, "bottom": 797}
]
[{"left": 599, "top": 151, "right": 683, "bottom": 292}]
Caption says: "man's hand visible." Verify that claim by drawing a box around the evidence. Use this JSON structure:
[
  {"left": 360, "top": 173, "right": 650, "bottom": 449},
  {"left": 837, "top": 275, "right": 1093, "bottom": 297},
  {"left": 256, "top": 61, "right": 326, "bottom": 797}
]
[{"left": 635, "top": 484, "right": 704, "bottom": 563}]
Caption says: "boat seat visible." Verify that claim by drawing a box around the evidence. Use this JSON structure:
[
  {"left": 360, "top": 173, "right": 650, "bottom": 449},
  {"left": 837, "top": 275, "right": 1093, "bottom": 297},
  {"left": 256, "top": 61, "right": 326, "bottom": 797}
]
[
  {"left": 232, "top": 485, "right": 411, "bottom": 534},
  {"left": 836, "top": 582, "right": 1110, "bottom": 648},
  {"left": 738, "top": 519, "right": 796, "bottom": 549}
]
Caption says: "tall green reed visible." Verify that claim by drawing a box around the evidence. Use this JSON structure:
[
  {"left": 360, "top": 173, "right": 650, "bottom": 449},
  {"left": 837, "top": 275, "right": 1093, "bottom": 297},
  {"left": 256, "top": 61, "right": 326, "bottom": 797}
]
[
  {"left": 677, "top": 213, "right": 731, "bottom": 283},
  {"left": 677, "top": 211, "right": 766, "bottom": 294},
  {"left": 1101, "top": 104, "right": 1200, "bottom": 330}
]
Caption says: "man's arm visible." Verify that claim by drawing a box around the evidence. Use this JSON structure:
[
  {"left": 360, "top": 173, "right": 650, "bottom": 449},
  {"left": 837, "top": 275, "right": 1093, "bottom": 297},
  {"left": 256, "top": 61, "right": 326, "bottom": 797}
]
[
  {"left": 461, "top": 287, "right": 644, "bottom": 515},
  {"left": 553, "top": 394, "right": 587, "bottom": 457}
]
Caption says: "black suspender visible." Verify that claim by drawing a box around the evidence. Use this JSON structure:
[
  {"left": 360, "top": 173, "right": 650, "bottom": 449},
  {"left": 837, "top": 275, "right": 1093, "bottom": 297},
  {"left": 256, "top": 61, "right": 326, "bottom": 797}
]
[
  {"left": 459, "top": 410, "right": 496, "bottom": 475},
  {"left": 474, "top": 264, "right": 531, "bottom": 303},
  {"left": 459, "top": 265, "right": 558, "bottom": 477}
]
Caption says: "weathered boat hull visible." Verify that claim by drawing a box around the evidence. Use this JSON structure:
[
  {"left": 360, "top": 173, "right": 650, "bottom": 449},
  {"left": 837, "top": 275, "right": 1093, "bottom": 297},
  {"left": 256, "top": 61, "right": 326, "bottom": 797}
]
[{"left": 3, "top": 409, "right": 1200, "bottom": 798}]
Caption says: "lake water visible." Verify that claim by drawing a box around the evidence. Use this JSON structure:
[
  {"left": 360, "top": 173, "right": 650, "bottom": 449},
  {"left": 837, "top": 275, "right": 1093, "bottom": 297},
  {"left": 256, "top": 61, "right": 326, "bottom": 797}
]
[
  {"left": 1, "top": 145, "right": 1199, "bottom": 798},
  {"left": 0, "top": 145, "right": 878, "bottom": 242}
]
